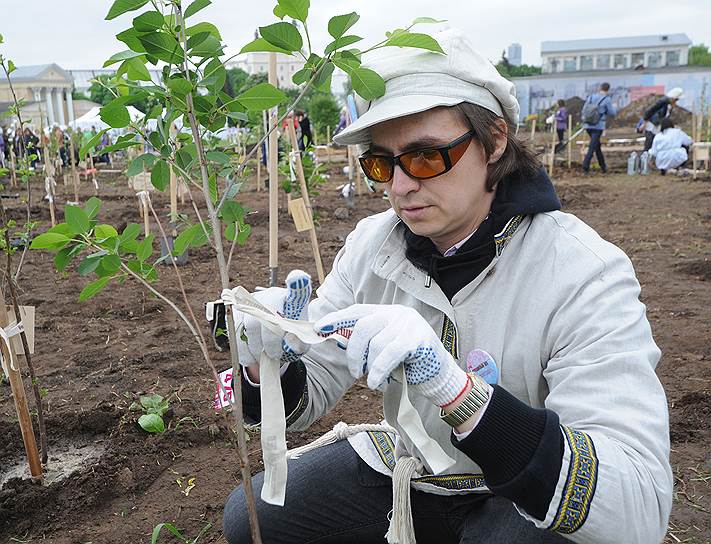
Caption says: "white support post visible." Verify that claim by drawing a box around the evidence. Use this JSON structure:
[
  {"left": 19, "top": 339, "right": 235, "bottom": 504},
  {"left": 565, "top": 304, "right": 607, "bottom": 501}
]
[
  {"left": 65, "top": 89, "right": 75, "bottom": 124},
  {"left": 54, "top": 88, "right": 66, "bottom": 126},
  {"left": 44, "top": 88, "right": 55, "bottom": 126}
]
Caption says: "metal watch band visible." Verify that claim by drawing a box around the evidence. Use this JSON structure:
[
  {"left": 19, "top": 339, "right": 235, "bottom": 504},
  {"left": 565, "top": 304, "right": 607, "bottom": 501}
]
[{"left": 440, "top": 373, "right": 490, "bottom": 427}]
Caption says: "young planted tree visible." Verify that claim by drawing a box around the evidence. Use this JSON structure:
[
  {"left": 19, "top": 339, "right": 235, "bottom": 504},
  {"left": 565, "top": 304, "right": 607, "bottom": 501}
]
[{"left": 27, "top": 1, "right": 443, "bottom": 539}]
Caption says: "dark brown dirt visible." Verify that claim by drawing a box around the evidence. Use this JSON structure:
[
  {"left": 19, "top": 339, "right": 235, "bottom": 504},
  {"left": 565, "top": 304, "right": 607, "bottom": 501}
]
[{"left": 0, "top": 158, "right": 709, "bottom": 543}]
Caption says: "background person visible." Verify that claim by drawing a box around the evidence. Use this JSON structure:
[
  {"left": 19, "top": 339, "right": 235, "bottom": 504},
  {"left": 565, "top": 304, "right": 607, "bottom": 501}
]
[
  {"left": 582, "top": 82, "right": 617, "bottom": 174},
  {"left": 553, "top": 99, "right": 567, "bottom": 153},
  {"left": 642, "top": 88, "right": 683, "bottom": 152},
  {"left": 649, "top": 118, "right": 693, "bottom": 175}
]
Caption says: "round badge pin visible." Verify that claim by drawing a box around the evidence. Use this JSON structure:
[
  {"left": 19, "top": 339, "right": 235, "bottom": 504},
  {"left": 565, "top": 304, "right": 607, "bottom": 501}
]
[{"left": 466, "top": 349, "right": 499, "bottom": 385}]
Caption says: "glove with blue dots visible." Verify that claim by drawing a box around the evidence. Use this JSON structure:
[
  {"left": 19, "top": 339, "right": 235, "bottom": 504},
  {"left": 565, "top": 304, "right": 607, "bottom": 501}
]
[
  {"left": 232, "top": 270, "right": 312, "bottom": 367},
  {"left": 314, "top": 304, "right": 469, "bottom": 407}
]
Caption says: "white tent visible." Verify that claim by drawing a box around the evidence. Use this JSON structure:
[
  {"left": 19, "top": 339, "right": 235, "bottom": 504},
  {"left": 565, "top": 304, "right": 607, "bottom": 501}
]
[{"left": 69, "top": 105, "right": 144, "bottom": 132}]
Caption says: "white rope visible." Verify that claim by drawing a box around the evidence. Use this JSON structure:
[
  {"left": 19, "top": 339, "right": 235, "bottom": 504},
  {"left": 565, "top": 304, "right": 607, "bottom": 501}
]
[
  {"left": 286, "top": 422, "right": 396, "bottom": 460},
  {"left": 136, "top": 190, "right": 151, "bottom": 206},
  {"left": 385, "top": 456, "right": 423, "bottom": 544},
  {"left": 0, "top": 320, "right": 24, "bottom": 378}
]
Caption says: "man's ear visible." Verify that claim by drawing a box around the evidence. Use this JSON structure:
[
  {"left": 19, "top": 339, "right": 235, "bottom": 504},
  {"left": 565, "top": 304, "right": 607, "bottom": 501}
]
[{"left": 488, "top": 118, "right": 508, "bottom": 164}]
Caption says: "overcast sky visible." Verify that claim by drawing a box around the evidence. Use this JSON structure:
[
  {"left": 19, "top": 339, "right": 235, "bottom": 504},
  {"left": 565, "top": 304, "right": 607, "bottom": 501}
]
[{"left": 1, "top": 0, "right": 709, "bottom": 69}]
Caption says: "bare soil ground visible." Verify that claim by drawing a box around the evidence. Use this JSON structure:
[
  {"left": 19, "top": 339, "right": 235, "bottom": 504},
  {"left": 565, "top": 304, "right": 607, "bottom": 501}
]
[{"left": 0, "top": 156, "right": 709, "bottom": 543}]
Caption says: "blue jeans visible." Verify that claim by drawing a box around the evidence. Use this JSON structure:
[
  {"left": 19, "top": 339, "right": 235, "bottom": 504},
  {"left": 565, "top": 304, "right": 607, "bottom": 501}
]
[
  {"left": 223, "top": 440, "right": 569, "bottom": 543},
  {"left": 582, "top": 129, "right": 606, "bottom": 172}
]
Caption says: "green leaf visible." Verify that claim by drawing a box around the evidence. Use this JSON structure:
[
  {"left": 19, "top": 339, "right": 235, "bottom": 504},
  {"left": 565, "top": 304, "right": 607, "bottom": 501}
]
[
  {"left": 191, "top": 35, "right": 223, "bottom": 58},
  {"left": 119, "top": 57, "right": 152, "bottom": 81},
  {"left": 173, "top": 224, "right": 200, "bottom": 256},
  {"left": 103, "top": 49, "right": 144, "bottom": 67},
  {"left": 184, "top": 0, "right": 211, "bottom": 18},
  {"left": 100, "top": 254, "right": 122, "bottom": 275},
  {"left": 350, "top": 67, "right": 386, "bottom": 100},
  {"left": 206, "top": 151, "right": 230, "bottom": 166},
  {"left": 385, "top": 32, "right": 444, "bottom": 54},
  {"left": 291, "top": 67, "right": 310, "bottom": 85},
  {"left": 236, "top": 82, "right": 287, "bottom": 111},
  {"left": 78, "top": 255, "right": 102, "bottom": 276},
  {"left": 138, "top": 413, "right": 165, "bottom": 433},
  {"left": 94, "top": 224, "right": 118, "bottom": 239},
  {"left": 151, "top": 523, "right": 187, "bottom": 544},
  {"left": 237, "top": 223, "right": 251, "bottom": 245},
  {"left": 275, "top": 0, "right": 309, "bottom": 22},
  {"left": 220, "top": 201, "right": 245, "bottom": 224},
  {"left": 137, "top": 234, "right": 154, "bottom": 262},
  {"left": 85, "top": 196, "right": 102, "bottom": 219},
  {"left": 105, "top": 0, "right": 149, "bottom": 20},
  {"left": 132, "top": 11, "right": 164, "bottom": 33},
  {"left": 138, "top": 32, "right": 185, "bottom": 64},
  {"left": 166, "top": 76, "right": 193, "bottom": 97},
  {"left": 201, "top": 58, "right": 226, "bottom": 90},
  {"left": 186, "top": 22, "right": 221, "bottom": 40},
  {"left": 29, "top": 232, "right": 70, "bottom": 250},
  {"left": 126, "top": 153, "right": 156, "bottom": 177},
  {"left": 273, "top": 4, "right": 287, "bottom": 19},
  {"left": 259, "top": 22, "right": 302, "bottom": 52},
  {"left": 79, "top": 277, "right": 111, "bottom": 301},
  {"left": 100, "top": 98, "right": 131, "bottom": 129},
  {"left": 186, "top": 31, "right": 210, "bottom": 50},
  {"left": 80, "top": 128, "right": 110, "bottom": 157},
  {"left": 151, "top": 159, "right": 169, "bottom": 191},
  {"left": 324, "top": 35, "right": 362, "bottom": 56},
  {"left": 119, "top": 223, "right": 142, "bottom": 245},
  {"left": 239, "top": 37, "right": 291, "bottom": 55},
  {"left": 328, "top": 12, "right": 360, "bottom": 39},
  {"left": 208, "top": 173, "right": 218, "bottom": 204},
  {"left": 313, "top": 61, "right": 334, "bottom": 92},
  {"left": 412, "top": 17, "right": 446, "bottom": 25},
  {"left": 65, "top": 205, "right": 91, "bottom": 235},
  {"left": 7, "top": 59, "right": 16, "bottom": 74},
  {"left": 332, "top": 50, "right": 361, "bottom": 73},
  {"left": 54, "top": 246, "right": 78, "bottom": 272},
  {"left": 116, "top": 28, "right": 146, "bottom": 53}
]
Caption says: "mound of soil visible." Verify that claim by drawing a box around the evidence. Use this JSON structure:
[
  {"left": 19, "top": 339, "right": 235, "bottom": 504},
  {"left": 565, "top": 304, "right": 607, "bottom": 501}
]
[{"left": 607, "top": 94, "right": 691, "bottom": 130}]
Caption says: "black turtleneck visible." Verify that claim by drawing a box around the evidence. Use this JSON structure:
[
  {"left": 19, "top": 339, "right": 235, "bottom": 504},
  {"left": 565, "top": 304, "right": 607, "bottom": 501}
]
[{"left": 404, "top": 167, "right": 561, "bottom": 300}]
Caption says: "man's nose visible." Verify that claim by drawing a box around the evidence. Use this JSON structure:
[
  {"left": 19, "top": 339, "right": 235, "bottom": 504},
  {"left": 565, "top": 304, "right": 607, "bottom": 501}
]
[{"left": 389, "top": 164, "right": 420, "bottom": 197}]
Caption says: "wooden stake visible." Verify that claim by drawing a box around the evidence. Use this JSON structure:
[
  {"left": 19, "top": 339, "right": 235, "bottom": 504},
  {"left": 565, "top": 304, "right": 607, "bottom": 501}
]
[
  {"left": 0, "top": 302, "right": 42, "bottom": 479},
  {"left": 10, "top": 148, "right": 17, "bottom": 188},
  {"left": 530, "top": 118, "right": 536, "bottom": 143},
  {"left": 567, "top": 114, "right": 572, "bottom": 170},
  {"left": 548, "top": 122, "right": 556, "bottom": 177},
  {"left": 347, "top": 146, "right": 355, "bottom": 192},
  {"left": 169, "top": 165, "right": 178, "bottom": 233},
  {"left": 326, "top": 125, "right": 331, "bottom": 164},
  {"left": 286, "top": 123, "right": 325, "bottom": 284},
  {"left": 268, "top": 52, "right": 279, "bottom": 287},
  {"left": 354, "top": 147, "right": 363, "bottom": 196},
  {"left": 256, "top": 143, "right": 262, "bottom": 192}
]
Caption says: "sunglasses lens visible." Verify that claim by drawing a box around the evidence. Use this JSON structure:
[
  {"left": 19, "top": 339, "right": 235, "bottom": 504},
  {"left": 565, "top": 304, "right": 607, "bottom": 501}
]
[
  {"left": 400, "top": 149, "right": 446, "bottom": 179},
  {"left": 361, "top": 156, "right": 393, "bottom": 182}
]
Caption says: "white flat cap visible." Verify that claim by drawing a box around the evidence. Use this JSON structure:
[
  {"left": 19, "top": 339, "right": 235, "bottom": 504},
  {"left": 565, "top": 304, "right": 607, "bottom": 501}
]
[{"left": 333, "top": 28, "right": 519, "bottom": 146}]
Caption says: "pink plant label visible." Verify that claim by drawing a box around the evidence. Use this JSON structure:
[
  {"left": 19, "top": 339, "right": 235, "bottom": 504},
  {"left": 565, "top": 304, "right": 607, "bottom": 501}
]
[{"left": 465, "top": 349, "right": 499, "bottom": 385}]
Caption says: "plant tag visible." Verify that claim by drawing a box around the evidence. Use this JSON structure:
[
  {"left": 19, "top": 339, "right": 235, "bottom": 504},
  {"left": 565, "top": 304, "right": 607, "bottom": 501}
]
[
  {"left": 288, "top": 197, "right": 312, "bottom": 232},
  {"left": 6, "top": 306, "right": 34, "bottom": 355},
  {"left": 213, "top": 367, "right": 234, "bottom": 411}
]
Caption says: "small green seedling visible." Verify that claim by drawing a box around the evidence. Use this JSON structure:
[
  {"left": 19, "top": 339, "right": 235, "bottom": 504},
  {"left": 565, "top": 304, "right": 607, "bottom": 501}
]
[
  {"left": 130, "top": 394, "right": 169, "bottom": 433},
  {"left": 151, "top": 522, "right": 212, "bottom": 544}
]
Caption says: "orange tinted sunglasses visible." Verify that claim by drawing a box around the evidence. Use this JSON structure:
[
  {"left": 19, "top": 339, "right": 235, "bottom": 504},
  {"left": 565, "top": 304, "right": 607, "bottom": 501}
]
[{"left": 359, "top": 130, "right": 474, "bottom": 183}]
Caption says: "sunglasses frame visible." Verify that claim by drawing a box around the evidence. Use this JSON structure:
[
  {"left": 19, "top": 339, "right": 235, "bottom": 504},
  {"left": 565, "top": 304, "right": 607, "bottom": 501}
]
[{"left": 359, "top": 130, "right": 475, "bottom": 183}]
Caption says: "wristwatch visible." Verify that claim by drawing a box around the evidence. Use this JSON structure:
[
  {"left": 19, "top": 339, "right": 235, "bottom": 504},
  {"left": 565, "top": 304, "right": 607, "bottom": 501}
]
[{"left": 440, "top": 373, "right": 491, "bottom": 427}]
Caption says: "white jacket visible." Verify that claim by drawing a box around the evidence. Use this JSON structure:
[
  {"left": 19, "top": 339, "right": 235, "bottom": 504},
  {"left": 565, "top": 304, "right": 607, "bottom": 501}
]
[
  {"left": 289, "top": 208, "right": 672, "bottom": 544},
  {"left": 650, "top": 128, "right": 693, "bottom": 170}
]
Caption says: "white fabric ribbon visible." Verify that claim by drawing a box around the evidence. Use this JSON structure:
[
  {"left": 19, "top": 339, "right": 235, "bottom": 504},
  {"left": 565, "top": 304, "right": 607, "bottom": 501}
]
[
  {"left": 44, "top": 176, "right": 57, "bottom": 204},
  {"left": 220, "top": 286, "right": 455, "bottom": 507},
  {"left": 0, "top": 320, "right": 24, "bottom": 379}
]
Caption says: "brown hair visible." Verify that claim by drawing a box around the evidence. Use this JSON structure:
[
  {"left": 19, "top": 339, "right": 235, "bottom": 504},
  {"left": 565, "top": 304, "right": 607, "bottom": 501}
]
[{"left": 454, "top": 103, "right": 540, "bottom": 191}]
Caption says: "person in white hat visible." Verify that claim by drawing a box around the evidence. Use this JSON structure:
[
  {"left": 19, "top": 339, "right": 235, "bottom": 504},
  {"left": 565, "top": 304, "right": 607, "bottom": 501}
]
[
  {"left": 223, "top": 28, "right": 672, "bottom": 544},
  {"left": 642, "top": 87, "right": 684, "bottom": 151}
]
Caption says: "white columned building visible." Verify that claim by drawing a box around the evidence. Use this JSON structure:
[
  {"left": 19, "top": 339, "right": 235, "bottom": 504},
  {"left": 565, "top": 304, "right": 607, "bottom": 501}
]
[
  {"left": 54, "top": 88, "right": 66, "bottom": 125},
  {"left": 44, "top": 87, "right": 55, "bottom": 126}
]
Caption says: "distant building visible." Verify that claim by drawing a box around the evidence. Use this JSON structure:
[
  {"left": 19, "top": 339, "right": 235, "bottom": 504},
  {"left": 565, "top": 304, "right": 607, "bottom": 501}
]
[
  {"left": 0, "top": 63, "right": 74, "bottom": 128},
  {"left": 508, "top": 43, "right": 522, "bottom": 67},
  {"left": 226, "top": 52, "right": 306, "bottom": 90},
  {"left": 541, "top": 34, "right": 691, "bottom": 73},
  {"left": 69, "top": 68, "right": 161, "bottom": 94}
]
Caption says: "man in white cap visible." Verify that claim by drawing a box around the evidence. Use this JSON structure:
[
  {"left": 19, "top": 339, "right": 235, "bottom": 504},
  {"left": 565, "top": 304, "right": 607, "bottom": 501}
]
[
  {"left": 223, "top": 28, "right": 672, "bottom": 544},
  {"left": 642, "top": 87, "right": 684, "bottom": 151}
]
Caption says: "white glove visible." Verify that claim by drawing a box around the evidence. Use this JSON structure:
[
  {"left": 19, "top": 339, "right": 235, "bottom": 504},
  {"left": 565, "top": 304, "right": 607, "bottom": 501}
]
[
  {"left": 314, "top": 304, "right": 469, "bottom": 407},
  {"left": 226, "top": 270, "right": 312, "bottom": 367}
]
